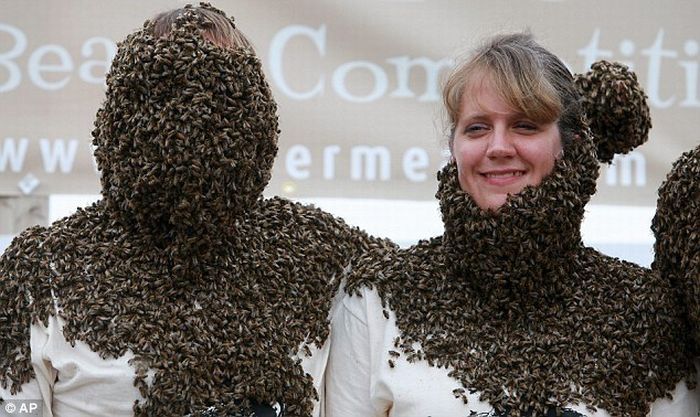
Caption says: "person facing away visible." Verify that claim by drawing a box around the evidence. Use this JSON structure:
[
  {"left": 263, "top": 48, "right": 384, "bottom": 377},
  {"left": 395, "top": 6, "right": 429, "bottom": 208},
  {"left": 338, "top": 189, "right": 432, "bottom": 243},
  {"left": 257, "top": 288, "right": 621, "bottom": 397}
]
[
  {"left": 0, "top": 3, "right": 390, "bottom": 417},
  {"left": 325, "top": 33, "right": 699, "bottom": 417}
]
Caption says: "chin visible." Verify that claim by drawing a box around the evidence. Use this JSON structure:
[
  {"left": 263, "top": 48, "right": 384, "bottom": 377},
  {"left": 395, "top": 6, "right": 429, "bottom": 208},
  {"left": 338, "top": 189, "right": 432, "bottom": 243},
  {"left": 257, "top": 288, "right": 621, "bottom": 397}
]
[{"left": 480, "top": 195, "right": 509, "bottom": 211}]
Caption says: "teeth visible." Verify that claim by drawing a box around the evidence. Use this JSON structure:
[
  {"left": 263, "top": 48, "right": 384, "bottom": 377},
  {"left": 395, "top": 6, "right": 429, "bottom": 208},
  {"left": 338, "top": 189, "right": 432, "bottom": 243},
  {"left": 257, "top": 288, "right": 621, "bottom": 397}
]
[{"left": 485, "top": 171, "right": 523, "bottom": 178}]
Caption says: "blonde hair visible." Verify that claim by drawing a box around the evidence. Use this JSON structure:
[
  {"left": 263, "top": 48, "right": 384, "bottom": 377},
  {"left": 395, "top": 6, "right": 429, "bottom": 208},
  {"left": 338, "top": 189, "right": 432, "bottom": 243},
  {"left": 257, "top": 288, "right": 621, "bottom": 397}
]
[
  {"left": 151, "top": 6, "right": 254, "bottom": 52},
  {"left": 443, "top": 33, "right": 581, "bottom": 147}
]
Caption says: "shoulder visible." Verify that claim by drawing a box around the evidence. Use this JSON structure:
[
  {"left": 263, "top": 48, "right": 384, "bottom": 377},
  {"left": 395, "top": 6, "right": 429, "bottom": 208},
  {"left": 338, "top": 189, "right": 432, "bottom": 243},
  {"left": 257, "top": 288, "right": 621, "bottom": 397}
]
[
  {"left": 574, "top": 248, "right": 688, "bottom": 349},
  {"left": 258, "top": 197, "right": 367, "bottom": 238},
  {"left": 578, "top": 247, "right": 675, "bottom": 306},
  {"left": 576, "top": 246, "right": 691, "bottom": 360},
  {"left": 257, "top": 196, "right": 395, "bottom": 257},
  {"left": 344, "top": 236, "right": 445, "bottom": 299},
  {"left": 257, "top": 197, "right": 344, "bottom": 225},
  {"left": 1, "top": 224, "right": 49, "bottom": 278},
  {"left": 1, "top": 224, "right": 54, "bottom": 310},
  {"left": 578, "top": 247, "right": 652, "bottom": 282},
  {"left": 10, "top": 201, "right": 110, "bottom": 258},
  {"left": 0, "top": 201, "right": 111, "bottom": 320}
]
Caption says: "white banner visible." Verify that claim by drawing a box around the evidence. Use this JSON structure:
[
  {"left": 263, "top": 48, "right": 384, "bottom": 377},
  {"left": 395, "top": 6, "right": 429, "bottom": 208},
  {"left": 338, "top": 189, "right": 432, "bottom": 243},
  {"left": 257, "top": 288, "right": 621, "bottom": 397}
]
[{"left": 0, "top": 0, "right": 698, "bottom": 207}]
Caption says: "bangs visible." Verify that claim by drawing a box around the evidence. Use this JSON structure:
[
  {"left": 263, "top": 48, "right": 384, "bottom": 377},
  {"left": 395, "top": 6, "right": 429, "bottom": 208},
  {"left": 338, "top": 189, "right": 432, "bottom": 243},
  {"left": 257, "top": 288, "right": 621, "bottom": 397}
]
[{"left": 484, "top": 59, "right": 562, "bottom": 124}]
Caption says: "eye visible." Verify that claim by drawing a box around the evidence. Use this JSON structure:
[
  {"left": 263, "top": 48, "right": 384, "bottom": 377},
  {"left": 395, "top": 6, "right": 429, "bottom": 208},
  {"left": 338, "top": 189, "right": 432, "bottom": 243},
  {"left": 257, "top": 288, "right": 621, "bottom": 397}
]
[
  {"left": 463, "top": 123, "right": 489, "bottom": 137},
  {"left": 513, "top": 121, "right": 538, "bottom": 133}
]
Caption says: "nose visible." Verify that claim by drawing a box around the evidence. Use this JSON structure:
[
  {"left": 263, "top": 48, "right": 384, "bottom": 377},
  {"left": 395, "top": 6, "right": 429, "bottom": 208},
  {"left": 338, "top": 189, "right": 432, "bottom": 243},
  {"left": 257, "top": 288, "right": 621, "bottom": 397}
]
[{"left": 485, "top": 127, "right": 516, "bottom": 159}]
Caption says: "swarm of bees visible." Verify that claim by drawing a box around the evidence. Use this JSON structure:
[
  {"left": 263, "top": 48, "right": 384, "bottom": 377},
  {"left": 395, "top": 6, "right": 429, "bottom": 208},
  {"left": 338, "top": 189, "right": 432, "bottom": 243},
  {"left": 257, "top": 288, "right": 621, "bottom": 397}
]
[
  {"left": 0, "top": 3, "right": 391, "bottom": 416},
  {"left": 574, "top": 61, "right": 652, "bottom": 163},
  {"left": 346, "top": 63, "right": 695, "bottom": 416},
  {"left": 652, "top": 145, "right": 700, "bottom": 354}
]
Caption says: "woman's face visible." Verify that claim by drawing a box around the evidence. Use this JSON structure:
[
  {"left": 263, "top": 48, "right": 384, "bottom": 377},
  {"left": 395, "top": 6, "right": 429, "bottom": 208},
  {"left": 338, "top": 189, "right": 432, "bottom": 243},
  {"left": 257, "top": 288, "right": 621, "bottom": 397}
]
[{"left": 451, "top": 77, "right": 562, "bottom": 211}]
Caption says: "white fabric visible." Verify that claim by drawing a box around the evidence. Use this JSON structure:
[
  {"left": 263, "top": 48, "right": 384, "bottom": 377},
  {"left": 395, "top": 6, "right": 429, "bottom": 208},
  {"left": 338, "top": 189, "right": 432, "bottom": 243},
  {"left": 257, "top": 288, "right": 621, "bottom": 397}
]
[
  {"left": 326, "top": 286, "right": 700, "bottom": 417},
  {"left": 1, "top": 315, "right": 327, "bottom": 417}
]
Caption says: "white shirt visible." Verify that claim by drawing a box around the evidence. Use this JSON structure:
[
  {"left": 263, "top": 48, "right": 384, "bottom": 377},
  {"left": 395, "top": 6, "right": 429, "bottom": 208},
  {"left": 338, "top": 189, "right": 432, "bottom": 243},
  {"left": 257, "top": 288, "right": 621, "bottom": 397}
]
[
  {"left": 326, "top": 286, "right": 700, "bottom": 417},
  {"left": 1, "top": 315, "right": 328, "bottom": 417}
]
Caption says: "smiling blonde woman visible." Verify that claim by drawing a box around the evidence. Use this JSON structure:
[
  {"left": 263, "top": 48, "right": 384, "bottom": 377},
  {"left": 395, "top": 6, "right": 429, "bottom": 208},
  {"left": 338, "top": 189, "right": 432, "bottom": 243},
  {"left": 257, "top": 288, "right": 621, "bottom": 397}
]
[{"left": 326, "top": 33, "right": 699, "bottom": 417}]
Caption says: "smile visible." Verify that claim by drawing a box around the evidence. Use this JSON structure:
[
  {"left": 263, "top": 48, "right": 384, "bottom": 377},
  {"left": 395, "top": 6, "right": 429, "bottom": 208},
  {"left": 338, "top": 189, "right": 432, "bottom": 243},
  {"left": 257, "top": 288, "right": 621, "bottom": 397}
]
[
  {"left": 480, "top": 170, "right": 526, "bottom": 186},
  {"left": 483, "top": 171, "right": 524, "bottom": 178}
]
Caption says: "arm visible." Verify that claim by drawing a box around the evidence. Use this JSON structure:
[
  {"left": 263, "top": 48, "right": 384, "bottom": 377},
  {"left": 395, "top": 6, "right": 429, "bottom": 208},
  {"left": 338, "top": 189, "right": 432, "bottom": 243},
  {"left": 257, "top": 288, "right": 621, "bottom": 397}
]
[
  {"left": 298, "top": 337, "right": 330, "bottom": 417},
  {"left": 326, "top": 289, "right": 386, "bottom": 417},
  {"left": 1, "top": 228, "right": 56, "bottom": 416},
  {"left": 0, "top": 322, "right": 56, "bottom": 417}
]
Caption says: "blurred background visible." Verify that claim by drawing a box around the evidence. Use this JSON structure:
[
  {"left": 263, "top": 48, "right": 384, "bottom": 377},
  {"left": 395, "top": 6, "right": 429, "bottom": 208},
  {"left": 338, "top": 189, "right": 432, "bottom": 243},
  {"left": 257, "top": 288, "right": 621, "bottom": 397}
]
[{"left": 2, "top": 0, "right": 699, "bottom": 266}]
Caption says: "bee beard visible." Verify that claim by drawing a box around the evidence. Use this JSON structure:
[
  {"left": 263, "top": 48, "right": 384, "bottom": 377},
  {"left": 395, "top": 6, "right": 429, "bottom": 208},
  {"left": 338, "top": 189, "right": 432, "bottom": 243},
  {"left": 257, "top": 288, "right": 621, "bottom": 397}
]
[{"left": 118, "top": 168, "right": 241, "bottom": 287}]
